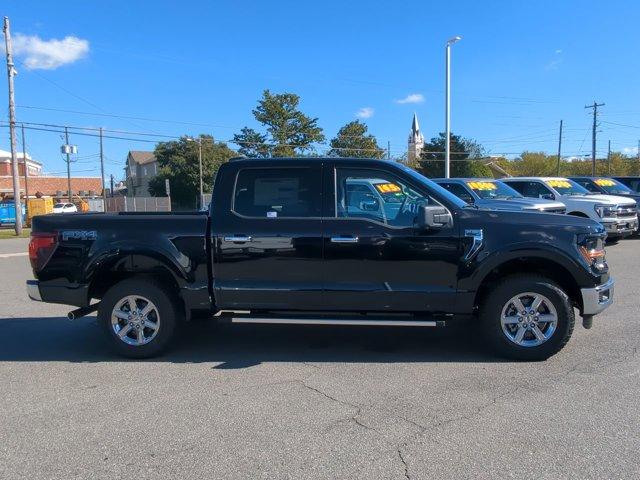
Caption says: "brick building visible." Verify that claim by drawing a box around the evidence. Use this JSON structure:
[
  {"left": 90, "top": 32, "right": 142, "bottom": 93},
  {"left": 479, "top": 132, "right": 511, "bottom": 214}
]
[{"left": 0, "top": 149, "right": 102, "bottom": 200}]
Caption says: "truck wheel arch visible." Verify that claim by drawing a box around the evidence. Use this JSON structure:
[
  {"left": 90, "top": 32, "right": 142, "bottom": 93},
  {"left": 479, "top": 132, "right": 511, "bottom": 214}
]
[
  {"left": 87, "top": 252, "right": 187, "bottom": 319},
  {"left": 473, "top": 256, "right": 583, "bottom": 314}
]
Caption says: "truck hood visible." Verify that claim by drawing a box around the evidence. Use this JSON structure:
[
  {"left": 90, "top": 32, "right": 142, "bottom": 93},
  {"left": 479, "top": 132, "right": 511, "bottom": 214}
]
[
  {"left": 476, "top": 198, "right": 565, "bottom": 211},
  {"left": 465, "top": 207, "right": 603, "bottom": 233},
  {"left": 560, "top": 194, "right": 636, "bottom": 207}
]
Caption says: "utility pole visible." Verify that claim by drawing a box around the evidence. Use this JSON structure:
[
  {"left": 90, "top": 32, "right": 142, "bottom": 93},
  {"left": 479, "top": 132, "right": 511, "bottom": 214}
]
[
  {"left": 585, "top": 101, "right": 605, "bottom": 176},
  {"left": 99, "top": 127, "right": 106, "bottom": 204},
  {"left": 556, "top": 120, "right": 563, "bottom": 176},
  {"left": 21, "top": 123, "right": 29, "bottom": 217},
  {"left": 607, "top": 140, "right": 611, "bottom": 176},
  {"left": 387, "top": 141, "right": 391, "bottom": 160},
  {"left": 65, "top": 127, "right": 72, "bottom": 202},
  {"left": 3, "top": 17, "right": 22, "bottom": 235},
  {"left": 110, "top": 174, "right": 114, "bottom": 198}
]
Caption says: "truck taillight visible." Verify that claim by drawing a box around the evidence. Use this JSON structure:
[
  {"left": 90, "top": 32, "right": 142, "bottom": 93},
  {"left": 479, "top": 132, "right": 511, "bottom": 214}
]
[{"left": 29, "top": 232, "right": 57, "bottom": 271}]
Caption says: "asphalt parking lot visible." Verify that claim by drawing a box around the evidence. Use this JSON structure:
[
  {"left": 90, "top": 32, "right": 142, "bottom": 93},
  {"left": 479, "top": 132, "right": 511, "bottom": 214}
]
[{"left": 1, "top": 236, "right": 639, "bottom": 480}]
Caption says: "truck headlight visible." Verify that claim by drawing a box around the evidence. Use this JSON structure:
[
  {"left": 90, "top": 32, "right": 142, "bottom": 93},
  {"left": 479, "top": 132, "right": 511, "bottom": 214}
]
[
  {"left": 594, "top": 204, "right": 616, "bottom": 218},
  {"left": 577, "top": 234, "right": 607, "bottom": 272}
]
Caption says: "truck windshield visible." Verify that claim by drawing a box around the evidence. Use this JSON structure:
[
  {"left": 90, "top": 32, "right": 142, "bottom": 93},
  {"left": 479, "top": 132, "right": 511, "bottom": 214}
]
[
  {"left": 545, "top": 179, "right": 590, "bottom": 196},
  {"left": 466, "top": 180, "right": 522, "bottom": 200},
  {"left": 593, "top": 178, "right": 634, "bottom": 195}
]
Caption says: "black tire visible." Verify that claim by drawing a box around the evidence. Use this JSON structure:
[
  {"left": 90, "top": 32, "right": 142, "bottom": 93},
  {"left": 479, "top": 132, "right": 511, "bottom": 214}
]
[
  {"left": 98, "top": 278, "right": 180, "bottom": 358},
  {"left": 479, "top": 274, "right": 574, "bottom": 361}
]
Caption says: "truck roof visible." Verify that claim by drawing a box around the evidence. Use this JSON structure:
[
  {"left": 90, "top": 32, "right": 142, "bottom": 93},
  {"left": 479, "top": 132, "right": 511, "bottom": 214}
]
[{"left": 228, "top": 157, "right": 398, "bottom": 164}]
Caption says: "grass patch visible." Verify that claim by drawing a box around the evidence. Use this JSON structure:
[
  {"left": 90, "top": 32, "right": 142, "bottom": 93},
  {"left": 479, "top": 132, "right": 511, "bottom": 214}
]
[{"left": 0, "top": 228, "right": 31, "bottom": 239}]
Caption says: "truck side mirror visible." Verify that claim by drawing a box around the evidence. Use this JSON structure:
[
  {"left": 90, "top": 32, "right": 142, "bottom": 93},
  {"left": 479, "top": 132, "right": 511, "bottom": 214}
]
[
  {"left": 540, "top": 193, "right": 554, "bottom": 200},
  {"left": 417, "top": 205, "right": 452, "bottom": 230}
]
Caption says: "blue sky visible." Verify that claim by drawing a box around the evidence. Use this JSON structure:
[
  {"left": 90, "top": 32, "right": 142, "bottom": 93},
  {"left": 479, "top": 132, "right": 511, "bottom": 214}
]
[{"left": 2, "top": 0, "right": 639, "bottom": 181}]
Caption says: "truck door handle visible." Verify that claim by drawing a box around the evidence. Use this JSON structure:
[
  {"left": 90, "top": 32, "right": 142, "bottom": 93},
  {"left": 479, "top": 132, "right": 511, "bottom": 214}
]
[
  {"left": 224, "top": 235, "right": 252, "bottom": 243},
  {"left": 330, "top": 236, "right": 359, "bottom": 243}
]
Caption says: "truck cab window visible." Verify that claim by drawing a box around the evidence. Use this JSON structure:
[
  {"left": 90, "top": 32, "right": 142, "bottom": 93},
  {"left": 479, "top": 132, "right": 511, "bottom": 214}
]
[
  {"left": 336, "top": 168, "right": 431, "bottom": 227},
  {"left": 233, "top": 168, "right": 321, "bottom": 218}
]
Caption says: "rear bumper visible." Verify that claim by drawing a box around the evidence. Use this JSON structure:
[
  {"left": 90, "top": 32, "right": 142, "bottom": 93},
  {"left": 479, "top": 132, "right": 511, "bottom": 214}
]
[
  {"left": 581, "top": 278, "right": 614, "bottom": 316},
  {"left": 26, "top": 280, "right": 42, "bottom": 301},
  {"left": 26, "top": 279, "right": 89, "bottom": 307}
]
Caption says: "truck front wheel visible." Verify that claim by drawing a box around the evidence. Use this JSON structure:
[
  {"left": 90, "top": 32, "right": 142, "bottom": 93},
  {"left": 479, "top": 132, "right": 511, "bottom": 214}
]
[
  {"left": 98, "top": 278, "right": 179, "bottom": 358},
  {"left": 480, "top": 275, "right": 574, "bottom": 361}
]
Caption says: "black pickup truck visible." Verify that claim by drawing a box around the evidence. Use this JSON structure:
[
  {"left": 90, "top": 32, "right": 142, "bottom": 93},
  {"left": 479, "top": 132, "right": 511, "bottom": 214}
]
[{"left": 27, "top": 158, "right": 614, "bottom": 360}]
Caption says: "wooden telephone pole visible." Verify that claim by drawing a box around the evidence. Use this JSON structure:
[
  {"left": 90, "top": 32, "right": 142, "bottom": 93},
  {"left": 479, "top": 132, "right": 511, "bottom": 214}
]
[{"left": 3, "top": 16, "right": 22, "bottom": 235}]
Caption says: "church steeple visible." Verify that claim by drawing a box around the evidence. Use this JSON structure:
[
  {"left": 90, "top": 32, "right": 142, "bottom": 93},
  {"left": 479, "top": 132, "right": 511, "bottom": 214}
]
[{"left": 408, "top": 112, "right": 425, "bottom": 164}]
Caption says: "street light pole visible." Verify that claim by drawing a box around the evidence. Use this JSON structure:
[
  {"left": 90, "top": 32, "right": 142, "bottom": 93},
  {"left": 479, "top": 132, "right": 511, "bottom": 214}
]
[
  {"left": 445, "top": 35, "right": 462, "bottom": 179},
  {"left": 198, "top": 138, "right": 203, "bottom": 209}
]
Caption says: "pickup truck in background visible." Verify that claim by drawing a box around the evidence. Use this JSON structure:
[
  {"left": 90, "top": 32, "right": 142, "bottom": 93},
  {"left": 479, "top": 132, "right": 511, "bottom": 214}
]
[
  {"left": 503, "top": 177, "right": 638, "bottom": 239},
  {"left": 570, "top": 177, "right": 640, "bottom": 205},
  {"left": 27, "top": 158, "right": 614, "bottom": 361},
  {"left": 434, "top": 178, "right": 566, "bottom": 213},
  {"left": 613, "top": 176, "right": 640, "bottom": 193}
]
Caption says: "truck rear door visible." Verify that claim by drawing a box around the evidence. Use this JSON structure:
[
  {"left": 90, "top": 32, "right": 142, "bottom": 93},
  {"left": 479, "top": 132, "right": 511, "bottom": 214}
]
[{"left": 211, "top": 163, "right": 324, "bottom": 310}]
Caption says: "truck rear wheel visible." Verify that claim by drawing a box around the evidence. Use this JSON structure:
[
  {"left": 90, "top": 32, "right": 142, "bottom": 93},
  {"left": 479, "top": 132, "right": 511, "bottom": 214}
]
[
  {"left": 98, "top": 278, "right": 179, "bottom": 358},
  {"left": 480, "top": 275, "right": 574, "bottom": 361}
]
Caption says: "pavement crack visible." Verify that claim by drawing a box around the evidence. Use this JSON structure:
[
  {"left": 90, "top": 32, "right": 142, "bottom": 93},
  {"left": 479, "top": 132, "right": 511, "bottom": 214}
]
[
  {"left": 298, "top": 379, "right": 379, "bottom": 434},
  {"left": 397, "top": 449, "right": 410, "bottom": 480}
]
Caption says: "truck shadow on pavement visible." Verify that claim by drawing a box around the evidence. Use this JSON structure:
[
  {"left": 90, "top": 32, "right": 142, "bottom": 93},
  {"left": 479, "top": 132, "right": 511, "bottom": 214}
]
[{"left": 0, "top": 316, "right": 502, "bottom": 366}]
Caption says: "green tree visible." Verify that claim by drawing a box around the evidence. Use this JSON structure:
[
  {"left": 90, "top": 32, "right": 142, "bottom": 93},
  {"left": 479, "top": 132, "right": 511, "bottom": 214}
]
[
  {"left": 511, "top": 151, "right": 557, "bottom": 176},
  {"left": 233, "top": 90, "right": 325, "bottom": 157},
  {"left": 232, "top": 127, "right": 269, "bottom": 158},
  {"left": 148, "top": 135, "right": 236, "bottom": 208},
  {"left": 328, "top": 120, "right": 386, "bottom": 158},
  {"left": 418, "top": 132, "right": 488, "bottom": 177}
]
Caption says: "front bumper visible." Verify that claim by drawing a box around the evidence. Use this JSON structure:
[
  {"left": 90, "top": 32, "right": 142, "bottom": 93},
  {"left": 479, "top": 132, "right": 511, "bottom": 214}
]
[
  {"left": 602, "top": 216, "right": 638, "bottom": 236},
  {"left": 581, "top": 278, "right": 614, "bottom": 316}
]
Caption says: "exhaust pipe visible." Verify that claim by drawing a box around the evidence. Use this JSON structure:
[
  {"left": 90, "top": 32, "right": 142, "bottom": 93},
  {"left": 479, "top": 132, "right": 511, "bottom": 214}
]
[{"left": 67, "top": 304, "right": 99, "bottom": 320}]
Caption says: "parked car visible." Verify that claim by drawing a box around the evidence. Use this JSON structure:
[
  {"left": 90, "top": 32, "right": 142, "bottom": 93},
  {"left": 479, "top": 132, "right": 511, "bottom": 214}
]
[
  {"left": 611, "top": 176, "right": 640, "bottom": 194},
  {"left": 28, "top": 158, "right": 614, "bottom": 361},
  {"left": 569, "top": 177, "right": 640, "bottom": 205},
  {"left": 503, "top": 177, "right": 638, "bottom": 239},
  {"left": 52, "top": 203, "right": 78, "bottom": 214},
  {"left": 434, "top": 178, "right": 566, "bottom": 213}
]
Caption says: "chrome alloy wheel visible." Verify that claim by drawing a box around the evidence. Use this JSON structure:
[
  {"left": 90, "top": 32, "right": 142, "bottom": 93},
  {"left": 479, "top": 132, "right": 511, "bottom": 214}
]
[
  {"left": 500, "top": 292, "right": 558, "bottom": 347},
  {"left": 111, "top": 295, "right": 160, "bottom": 346}
]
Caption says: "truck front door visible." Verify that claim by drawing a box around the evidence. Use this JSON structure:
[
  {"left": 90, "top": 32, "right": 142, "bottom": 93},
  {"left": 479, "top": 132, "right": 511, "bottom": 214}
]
[{"left": 322, "top": 165, "right": 461, "bottom": 313}]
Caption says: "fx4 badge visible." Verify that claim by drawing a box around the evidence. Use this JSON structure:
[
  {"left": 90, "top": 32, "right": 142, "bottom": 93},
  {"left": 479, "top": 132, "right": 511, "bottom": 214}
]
[{"left": 61, "top": 230, "right": 98, "bottom": 241}]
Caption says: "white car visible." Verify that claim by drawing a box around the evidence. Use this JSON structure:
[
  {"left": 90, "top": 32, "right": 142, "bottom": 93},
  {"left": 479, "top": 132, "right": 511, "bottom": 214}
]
[
  {"left": 503, "top": 177, "right": 638, "bottom": 239},
  {"left": 52, "top": 202, "right": 78, "bottom": 214}
]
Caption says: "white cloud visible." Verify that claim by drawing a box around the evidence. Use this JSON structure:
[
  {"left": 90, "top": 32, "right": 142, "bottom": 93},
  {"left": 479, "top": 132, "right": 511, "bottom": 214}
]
[
  {"left": 396, "top": 93, "right": 424, "bottom": 104},
  {"left": 545, "top": 49, "right": 563, "bottom": 71},
  {"left": 12, "top": 34, "right": 89, "bottom": 70},
  {"left": 623, "top": 146, "right": 639, "bottom": 155},
  {"left": 356, "top": 107, "right": 374, "bottom": 119}
]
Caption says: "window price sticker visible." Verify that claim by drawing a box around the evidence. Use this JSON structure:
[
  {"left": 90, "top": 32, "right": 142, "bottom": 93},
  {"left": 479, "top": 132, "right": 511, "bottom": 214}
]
[{"left": 467, "top": 181, "right": 497, "bottom": 191}]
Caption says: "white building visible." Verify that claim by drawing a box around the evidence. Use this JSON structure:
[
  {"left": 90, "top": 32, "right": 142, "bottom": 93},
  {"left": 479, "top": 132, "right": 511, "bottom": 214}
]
[{"left": 407, "top": 113, "right": 425, "bottom": 164}]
